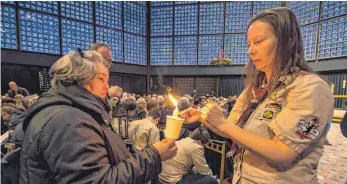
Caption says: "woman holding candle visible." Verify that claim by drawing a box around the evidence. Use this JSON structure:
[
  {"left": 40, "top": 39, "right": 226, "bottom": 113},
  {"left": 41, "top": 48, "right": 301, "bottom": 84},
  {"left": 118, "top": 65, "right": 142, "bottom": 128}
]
[{"left": 181, "top": 7, "right": 333, "bottom": 184}]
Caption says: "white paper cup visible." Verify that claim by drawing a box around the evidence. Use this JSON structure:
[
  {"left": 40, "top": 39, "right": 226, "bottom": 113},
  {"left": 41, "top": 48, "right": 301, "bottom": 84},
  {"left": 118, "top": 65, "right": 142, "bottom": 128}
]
[{"left": 165, "top": 116, "right": 185, "bottom": 139}]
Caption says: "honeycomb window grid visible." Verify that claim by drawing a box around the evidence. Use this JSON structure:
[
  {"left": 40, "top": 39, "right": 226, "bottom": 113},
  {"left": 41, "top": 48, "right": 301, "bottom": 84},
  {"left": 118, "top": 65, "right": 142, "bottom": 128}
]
[
  {"left": 301, "top": 23, "right": 318, "bottom": 61},
  {"left": 96, "top": 27, "right": 123, "bottom": 62},
  {"left": 174, "top": 36, "right": 197, "bottom": 65},
  {"left": 61, "top": 19, "right": 94, "bottom": 55},
  {"left": 253, "top": 1, "right": 281, "bottom": 16},
  {"left": 198, "top": 35, "right": 223, "bottom": 65},
  {"left": 124, "top": 34, "right": 147, "bottom": 65},
  {"left": 225, "top": 2, "right": 252, "bottom": 33},
  {"left": 224, "top": 34, "right": 248, "bottom": 65},
  {"left": 174, "top": 5, "right": 198, "bottom": 35},
  {"left": 95, "top": 1, "right": 122, "bottom": 30},
  {"left": 175, "top": 1, "right": 197, "bottom": 5},
  {"left": 124, "top": 2, "right": 147, "bottom": 36},
  {"left": 18, "top": 1, "right": 59, "bottom": 15},
  {"left": 2, "top": 1, "right": 16, "bottom": 5},
  {"left": 151, "top": 7, "right": 173, "bottom": 36},
  {"left": 151, "top": 1, "right": 174, "bottom": 7},
  {"left": 199, "top": 3, "right": 225, "bottom": 34},
  {"left": 19, "top": 10, "right": 60, "bottom": 54},
  {"left": 321, "top": 1, "right": 347, "bottom": 20},
  {"left": 1, "top": 5, "right": 17, "bottom": 50},
  {"left": 287, "top": 1, "right": 319, "bottom": 26},
  {"left": 60, "top": 1, "right": 93, "bottom": 23},
  {"left": 150, "top": 37, "right": 173, "bottom": 65},
  {"left": 318, "top": 16, "right": 347, "bottom": 59}
]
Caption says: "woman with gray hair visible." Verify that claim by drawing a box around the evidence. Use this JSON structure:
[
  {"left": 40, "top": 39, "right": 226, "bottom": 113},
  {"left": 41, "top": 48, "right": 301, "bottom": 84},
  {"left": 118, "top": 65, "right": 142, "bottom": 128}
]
[{"left": 20, "top": 50, "right": 177, "bottom": 184}]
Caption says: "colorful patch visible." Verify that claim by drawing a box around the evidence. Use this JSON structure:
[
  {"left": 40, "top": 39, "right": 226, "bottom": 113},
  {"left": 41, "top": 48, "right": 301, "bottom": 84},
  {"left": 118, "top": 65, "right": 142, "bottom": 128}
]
[
  {"left": 265, "top": 103, "right": 282, "bottom": 110},
  {"left": 295, "top": 117, "right": 320, "bottom": 140},
  {"left": 262, "top": 110, "right": 274, "bottom": 119}
]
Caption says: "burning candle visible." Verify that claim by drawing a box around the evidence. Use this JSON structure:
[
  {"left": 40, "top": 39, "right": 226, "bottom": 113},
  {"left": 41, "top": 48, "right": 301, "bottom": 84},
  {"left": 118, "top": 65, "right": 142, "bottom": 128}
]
[{"left": 168, "top": 93, "right": 179, "bottom": 117}]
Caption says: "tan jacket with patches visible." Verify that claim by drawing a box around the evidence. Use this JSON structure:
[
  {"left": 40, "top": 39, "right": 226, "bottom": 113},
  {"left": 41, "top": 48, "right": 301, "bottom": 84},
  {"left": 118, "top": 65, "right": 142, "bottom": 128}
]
[{"left": 228, "top": 72, "right": 334, "bottom": 184}]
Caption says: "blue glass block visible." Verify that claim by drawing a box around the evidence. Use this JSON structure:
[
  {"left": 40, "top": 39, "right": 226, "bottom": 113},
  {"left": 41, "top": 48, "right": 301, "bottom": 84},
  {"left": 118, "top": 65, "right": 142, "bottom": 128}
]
[
  {"left": 2, "top": 1, "right": 16, "bottom": 5},
  {"left": 175, "top": 5, "right": 198, "bottom": 35},
  {"left": 174, "top": 36, "right": 197, "bottom": 65},
  {"left": 150, "top": 37, "right": 172, "bottom": 65},
  {"left": 198, "top": 35, "right": 223, "bottom": 65},
  {"left": 124, "top": 2, "right": 147, "bottom": 36},
  {"left": 225, "top": 2, "right": 252, "bottom": 33},
  {"left": 253, "top": 1, "right": 281, "bottom": 16},
  {"left": 318, "top": 16, "right": 347, "bottom": 59},
  {"left": 151, "top": 7, "right": 173, "bottom": 36},
  {"left": 175, "top": 1, "right": 197, "bottom": 5},
  {"left": 124, "top": 33, "right": 147, "bottom": 65},
  {"left": 224, "top": 34, "right": 248, "bottom": 65},
  {"left": 1, "top": 6, "right": 17, "bottom": 50},
  {"left": 301, "top": 23, "right": 318, "bottom": 61},
  {"left": 19, "top": 10, "right": 60, "bottom": 54},
  {"left": 18, "top": 1, "right": 59, "bottom": 15},
  {"left": 95, "top": 2, "right": 122, "bottom": 29},
  {"left": 61, "top": 19, "right": 94, "bottom": 54},
  {"left": 135, "top": 1, "right": 147, "bottom": 6},
  {"left": 96, "top": 27, "right": 122, "bottom": 62},
  {"left": 199, "top": 3, "right": 224, "bottom": 34},
  {"left": 151, "top": 1, "right": 173, "bottom": 7},
  {"left": 287, "top": 1, "right": 319, "bottom": 26},
  {"left": 321, "top": 1, "right": 347, "bottom": 20},
  {"left": 61, "top": 1, "right": 93, "bottom": 23}
]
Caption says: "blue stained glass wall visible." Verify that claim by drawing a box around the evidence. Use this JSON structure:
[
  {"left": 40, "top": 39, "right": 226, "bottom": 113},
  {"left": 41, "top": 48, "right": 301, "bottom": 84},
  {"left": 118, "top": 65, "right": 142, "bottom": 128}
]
[
  {"left": 253, "top": 1, "right": 281, "bottom": 16},
  {"left": 321, "top": 1, "right": 347, "bottom": 20},
  {"left": 175, "top": 1, "right": 197, "bottom": 5},
  {"left": 224, "top": 34, "right": 248, "bottom": 65},
  {"left": 151, "top": 38, "right": 173, "bottom": 65},
  {"left": 19, "top": 10, "right": 60, "bottom": 54},
  {"left": 2, "top": 1, "right": 15, "bottom": 5},
  {"left": 61, "top": 1, "right": 93, "bottom": 23},
  {"left": 175, "top": 5, "right": 198, "bottom": 35},
  {"left": 61, "top": 19, "right": 94, "bottom": 54},
  {"left": 151, "top": 7, "right": 173, "bottom": 36},
  {"left": 95, "top": 2, "right": 122, "bottom": 29},
  {"left": 124, "top": 2, "right": 147, "bottom": 36},
  {"left": 151, "top": 2, "right": 174, "bottom": 7},
  {"left": 174, "top": 36, "right": 197, "bottom": 65},
  {"left": 1, "top": 5, "right": 17, "bottom": 50},
  {"left": 199, "top": 3, "right": 224, "bottom": 34},
  {"left": 287, "top": 1, "right": 319, "bottom": 26},
  {"left": 18, "top": 1, "right": 58, "bottom": 15},
  {"left": 124, "top": 33, "right": 147, "bottom": 65},
  {"left": 198, "top": 35, "right": 223, "bottom": 65},
  {"left": 318, "top": 16, "right": 347, "bottom": 59},
  {"left": 301, "top": 24, "right": 318, "bottom": 61},
  {"left": 225, "top": 2, "right": 252, "bottom": 33},
  {"left": 96, "top": 27, "right": 123, "bottom": 62}
]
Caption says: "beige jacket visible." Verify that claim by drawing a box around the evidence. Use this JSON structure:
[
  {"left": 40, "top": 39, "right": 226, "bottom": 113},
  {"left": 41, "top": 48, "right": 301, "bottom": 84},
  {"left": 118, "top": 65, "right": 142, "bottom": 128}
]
[{"left": 228, "top": 72, "right": 334, "bottom": 184}]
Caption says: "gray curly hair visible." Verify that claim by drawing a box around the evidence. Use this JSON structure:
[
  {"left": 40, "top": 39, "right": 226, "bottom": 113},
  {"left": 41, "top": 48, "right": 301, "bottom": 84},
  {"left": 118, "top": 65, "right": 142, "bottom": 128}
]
[{"left": 49, "top": 50, "right": 109, "bottom": 88}]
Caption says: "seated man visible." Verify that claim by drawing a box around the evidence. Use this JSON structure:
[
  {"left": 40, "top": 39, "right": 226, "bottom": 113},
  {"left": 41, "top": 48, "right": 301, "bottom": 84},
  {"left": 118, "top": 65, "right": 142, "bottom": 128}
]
[
  {"left": 177, "top": 97, "right": 201, "bottom": 139},
  {"left": 159, "top": 128, "right": 217, "bottom": 184},
  {"left": 128, "top": 108, "right": 161, "bottom": 151}
]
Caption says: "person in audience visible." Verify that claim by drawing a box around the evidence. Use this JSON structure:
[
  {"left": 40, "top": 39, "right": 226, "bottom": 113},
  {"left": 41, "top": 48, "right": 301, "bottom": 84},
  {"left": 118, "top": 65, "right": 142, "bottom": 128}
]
[
  {"left": 7, "top": 81, "right": 30, "bottom": 98},
  {"left": 20, "top": 50, "right": 177, "bottom": 183},
  {"left": 124, "top": 98, "right": 138, "bottom": 121},
  {"left": 128, "top": 107, "right": 162, "bottom": 151},
  {"left": 159, "top": 128, "right": 218, "bottom": 184},
  {"left": 90, "top": 42, "right": 113, "bottom": 67},
  {"left": 180, "top": 8, "right": 334, "bottom": 184},
  {"left": 177, "top": 97, "right": 201, "bottom": 139},
  {"left": 135, "top": 97, "right": 147, "bottom": 119},
  {"left": 157, "top": 95, "right": 165, "bottom": 110},
  {"left": 147, "top": 99, "right": 159, "bottom": 112},
  {"left": 14, "top": 94, "right": 25, "bottom": 109}
]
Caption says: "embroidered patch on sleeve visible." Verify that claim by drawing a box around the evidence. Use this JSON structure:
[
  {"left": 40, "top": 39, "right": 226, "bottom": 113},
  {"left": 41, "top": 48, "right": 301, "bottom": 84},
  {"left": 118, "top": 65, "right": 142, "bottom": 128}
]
[
  {"left": 295, "top": 117, "right": 320, "bottom": 140},
  {"left": 262, "top": 110, "right": 274, "bottom": 120}
]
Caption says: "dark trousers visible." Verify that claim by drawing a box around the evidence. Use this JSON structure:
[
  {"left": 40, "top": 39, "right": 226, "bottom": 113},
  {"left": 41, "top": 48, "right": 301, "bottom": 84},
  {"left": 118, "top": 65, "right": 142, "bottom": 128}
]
[{"left": 179, "top": 173, "right": 218, "bottom": 184}]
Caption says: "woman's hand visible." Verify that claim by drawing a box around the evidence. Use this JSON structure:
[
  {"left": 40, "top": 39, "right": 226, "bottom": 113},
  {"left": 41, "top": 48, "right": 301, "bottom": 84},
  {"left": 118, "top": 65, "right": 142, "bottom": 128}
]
[
  {"left": 204, "top": 104, "right": 228, "bottom": 130},
  {"left": 179, "top": 108, "right": 202, "bottom": 123}
]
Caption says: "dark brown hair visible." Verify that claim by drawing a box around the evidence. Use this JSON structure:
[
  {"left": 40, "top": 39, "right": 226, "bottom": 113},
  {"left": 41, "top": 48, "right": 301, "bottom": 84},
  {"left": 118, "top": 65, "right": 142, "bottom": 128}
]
[{"left": 244, "top": 7, "right": 314, "bottom": 102}]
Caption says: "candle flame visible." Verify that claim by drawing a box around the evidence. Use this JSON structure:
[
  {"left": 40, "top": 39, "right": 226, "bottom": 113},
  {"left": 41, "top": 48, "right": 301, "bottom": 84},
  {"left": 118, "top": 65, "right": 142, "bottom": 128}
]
[{"left": 168, "top": 93, "right": 179, "bottom": 117}]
